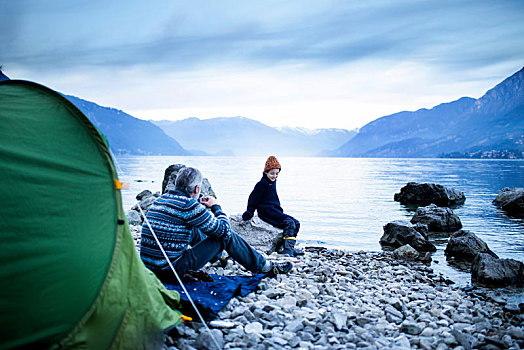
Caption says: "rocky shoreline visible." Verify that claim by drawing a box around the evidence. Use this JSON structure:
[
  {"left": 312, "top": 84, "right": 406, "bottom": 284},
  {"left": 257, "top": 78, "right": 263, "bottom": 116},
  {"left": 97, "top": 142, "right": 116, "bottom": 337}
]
[
  {"left": 168, "top": 247, "right": 523, "bottom": 350},
  {"left": 127, "top": 169, "right": 524, "bottom": 349},
  {"left": 129, "top": 225, "right": 524, "bottom": 350}
]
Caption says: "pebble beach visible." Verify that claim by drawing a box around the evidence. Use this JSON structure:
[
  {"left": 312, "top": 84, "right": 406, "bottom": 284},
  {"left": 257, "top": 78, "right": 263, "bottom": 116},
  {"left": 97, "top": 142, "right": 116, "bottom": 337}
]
[{"left": 129, "top": 225, "right": 524, "bottom": 350}]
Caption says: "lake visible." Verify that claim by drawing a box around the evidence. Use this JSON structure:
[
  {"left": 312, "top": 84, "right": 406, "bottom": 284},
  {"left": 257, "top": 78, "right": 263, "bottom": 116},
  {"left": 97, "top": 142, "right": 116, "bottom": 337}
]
[{"left": 115, "top": 156, "right": 524, "bottom": 286}]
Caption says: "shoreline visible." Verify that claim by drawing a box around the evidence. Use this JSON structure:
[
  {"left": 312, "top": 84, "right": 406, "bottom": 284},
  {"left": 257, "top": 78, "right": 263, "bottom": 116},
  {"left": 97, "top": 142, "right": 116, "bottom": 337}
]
[{"left": 130, "top": 226, "right": 524, "bottom": 350}]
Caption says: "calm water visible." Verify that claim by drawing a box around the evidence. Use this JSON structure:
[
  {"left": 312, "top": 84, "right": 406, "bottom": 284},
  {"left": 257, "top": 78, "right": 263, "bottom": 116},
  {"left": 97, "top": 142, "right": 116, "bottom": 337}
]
[{"left": 115, "top": 156, "right": 524, "bottom": 286}]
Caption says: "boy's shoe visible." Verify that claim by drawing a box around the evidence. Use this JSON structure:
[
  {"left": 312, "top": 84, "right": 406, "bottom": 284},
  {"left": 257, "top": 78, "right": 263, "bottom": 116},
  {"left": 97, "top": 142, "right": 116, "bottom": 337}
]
[
  {"left": 210, "top": 251, "right": 230, "bottom": 268},
  {"left": 214, "top": 256, "right": 231, "bottom": 268},
  {"left": 265, "top": 261, "right": 293, "bottom": 277},
  {"left": 280, "top": 248, "right": 305, "bottom": 257},
  {"left": 293, "top": 248, "right": 305, "bottom": 257},
  {"left": 280, "top": 248, "right": 294, "bottom": 256},
  {"left": 280, "top": 237, "right": 304, "bottom": 257}
]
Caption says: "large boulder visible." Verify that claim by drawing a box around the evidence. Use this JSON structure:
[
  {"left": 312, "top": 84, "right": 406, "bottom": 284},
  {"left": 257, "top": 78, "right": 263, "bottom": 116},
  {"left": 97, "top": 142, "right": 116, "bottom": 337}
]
[
  {"left": 127, "top": 191, "right": 160, "bottom": 225},
  {"left": 410, "top": 203, "right": 462, "bottom": 233},
  {"left": 133, "top": 194, "right": 158, "bottom": 212},
  {"left": 380, "top": 220, "right": 436, "bottom": 252},
  {"left": 200, "top": 178, "right": 216, "bottom": 198},
  {"left": 162, "top": 164, "right": 186, "bottom": 193},
  {"left": 471, "top": 253, "right": 524, "bottom": 287},
  {"left": 493, "top": 187, "right": 524, "bottom": 218},
  {"left": 136, "top": 189, "right": 153, "bottom": 201},
  {"left": 444, "top": 230, "right": 498, "bottom": 263},
  {"left": 230, "top": 215, "right": 284, "bottom": 255},
  {"left": 126, "top": 210, "right": 142, "bottom": 226},
  {"left": 394, "top": 182, "right": 465, "bottom": 207},
  {"left": 162, "top": 164, "right": 216, "bottom": 198}
]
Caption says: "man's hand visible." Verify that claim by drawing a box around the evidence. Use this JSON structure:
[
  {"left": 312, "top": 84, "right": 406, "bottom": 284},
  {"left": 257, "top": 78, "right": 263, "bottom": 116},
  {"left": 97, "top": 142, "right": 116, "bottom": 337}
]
[{"left": 200, "top": 196, "right": 217, "bottom": 208}]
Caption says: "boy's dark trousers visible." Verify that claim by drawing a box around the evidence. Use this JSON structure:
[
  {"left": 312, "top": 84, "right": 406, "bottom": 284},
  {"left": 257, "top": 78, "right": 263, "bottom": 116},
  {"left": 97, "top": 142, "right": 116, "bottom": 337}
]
[
  {"left": 259, "top": 212, "right": 303, "bottom": 256},
  {"left": 280, "top": 216, "right": 303, "bottom": 256}
]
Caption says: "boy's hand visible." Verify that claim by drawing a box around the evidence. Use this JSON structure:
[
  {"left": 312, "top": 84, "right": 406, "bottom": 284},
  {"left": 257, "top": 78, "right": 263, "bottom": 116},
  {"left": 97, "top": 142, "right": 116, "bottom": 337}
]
[
  {"left": 200, "top": 196, "right": 217, "bottom": 208},
  {"left": 242, "top": 211, "right": 253, "bottom": 221}
]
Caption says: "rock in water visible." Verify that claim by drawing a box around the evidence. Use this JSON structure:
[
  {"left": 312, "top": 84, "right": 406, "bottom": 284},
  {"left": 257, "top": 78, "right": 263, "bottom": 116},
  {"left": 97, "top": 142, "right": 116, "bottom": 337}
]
[
  {"left": 411, "top": 203, "right": 462, "bottom": 232},
  {"left": 230, "top": 214, "right": 284, "bottom": 254},
  {"left": 445, "top": 230, "right": 498, "bottom": 264},
  {"left": 394, "top": 182, "right": 466, "bottom": 207},
  {"left": 380, "top": 220, "right": 436, "bottom": 252},
  {"left": 471, "top": 253, "right": 524, "bottom": 287},
  {"left": 493, "top": 187, "right": 524, "bottom": 218}
]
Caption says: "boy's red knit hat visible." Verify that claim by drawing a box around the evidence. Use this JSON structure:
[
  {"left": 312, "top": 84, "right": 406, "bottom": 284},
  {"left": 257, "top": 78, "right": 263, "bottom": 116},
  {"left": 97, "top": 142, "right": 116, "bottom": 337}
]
[{"left": 264, "top": 156, "right": 281, "bottom": 172}]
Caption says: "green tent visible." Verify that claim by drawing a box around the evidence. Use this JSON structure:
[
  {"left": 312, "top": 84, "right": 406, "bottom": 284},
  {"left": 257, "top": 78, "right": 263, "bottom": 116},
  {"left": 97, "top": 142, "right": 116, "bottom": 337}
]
[{"left": 0, "top": 80, "right": 183, "bottom": 349}]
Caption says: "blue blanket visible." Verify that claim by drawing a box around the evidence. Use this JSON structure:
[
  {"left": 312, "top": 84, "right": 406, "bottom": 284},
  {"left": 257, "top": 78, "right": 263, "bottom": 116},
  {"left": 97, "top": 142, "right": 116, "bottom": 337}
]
[{"left": 165, "top": 274, "right": 265, "bottom": 320}]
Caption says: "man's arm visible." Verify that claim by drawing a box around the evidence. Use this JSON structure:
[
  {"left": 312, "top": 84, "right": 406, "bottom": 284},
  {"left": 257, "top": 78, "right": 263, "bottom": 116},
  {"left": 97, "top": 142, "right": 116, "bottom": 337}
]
[{"left": 194, "top": 196, "right": 231, "bottom": 238}]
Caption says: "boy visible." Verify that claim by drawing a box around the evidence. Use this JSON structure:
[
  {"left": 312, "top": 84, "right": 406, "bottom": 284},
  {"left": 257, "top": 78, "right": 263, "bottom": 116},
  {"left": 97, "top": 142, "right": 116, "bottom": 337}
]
[{"left": 242, "top": 156, "right": 304, "bottom": 257}]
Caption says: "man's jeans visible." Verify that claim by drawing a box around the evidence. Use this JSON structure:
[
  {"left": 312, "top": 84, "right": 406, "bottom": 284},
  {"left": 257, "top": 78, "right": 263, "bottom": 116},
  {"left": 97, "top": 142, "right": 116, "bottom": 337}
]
[{"left": 154, "top": 229, "right": 267, "bottom": 284}]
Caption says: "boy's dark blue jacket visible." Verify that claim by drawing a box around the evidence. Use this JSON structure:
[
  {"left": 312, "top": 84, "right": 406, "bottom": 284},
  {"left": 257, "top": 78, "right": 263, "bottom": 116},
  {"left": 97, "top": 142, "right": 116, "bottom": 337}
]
[{"left": 242, "top": 173, "right": 287, "bottom": 226}]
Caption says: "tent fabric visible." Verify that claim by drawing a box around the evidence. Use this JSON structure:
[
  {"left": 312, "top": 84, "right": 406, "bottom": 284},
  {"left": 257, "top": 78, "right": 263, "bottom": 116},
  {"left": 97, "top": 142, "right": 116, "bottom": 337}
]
[
  {"left": 0, "top": 80, "right": 182, "bottom": 349},
  {"left": 166, "top": 274, "right": 265, "bottom": 321},
  {"left": 57, "top": 223, "right": 183, "bottom": 349}
]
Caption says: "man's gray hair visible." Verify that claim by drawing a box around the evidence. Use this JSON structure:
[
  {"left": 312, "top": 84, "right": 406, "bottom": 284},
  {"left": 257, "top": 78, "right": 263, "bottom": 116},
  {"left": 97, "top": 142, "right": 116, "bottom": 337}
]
[{"left": 175, "top": 167, "right": 203, "bottom": 195}]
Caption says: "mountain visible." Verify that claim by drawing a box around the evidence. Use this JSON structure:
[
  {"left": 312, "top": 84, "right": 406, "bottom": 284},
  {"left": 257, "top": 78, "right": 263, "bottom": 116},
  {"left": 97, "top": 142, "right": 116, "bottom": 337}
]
[
  {"left": 153, "top": 117, "right": 356, "bottom": 156},
  {"left": 278, "top": 126, "right": 357, "bottom": 152},
  {"left": 332, "top": 67, "right": 524, "bottom": 158},
  {"left": 0, "top": 69, "right": 9, "bottom": 82},
  {"left": 66, "top": 95, "right": 188, "bottom": 156}
]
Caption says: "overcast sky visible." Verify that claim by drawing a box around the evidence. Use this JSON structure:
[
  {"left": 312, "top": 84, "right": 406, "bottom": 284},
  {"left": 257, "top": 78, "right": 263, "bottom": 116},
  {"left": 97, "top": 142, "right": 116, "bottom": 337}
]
[{"left": 1, "top": 0, "right": 523, "bottom": 129}]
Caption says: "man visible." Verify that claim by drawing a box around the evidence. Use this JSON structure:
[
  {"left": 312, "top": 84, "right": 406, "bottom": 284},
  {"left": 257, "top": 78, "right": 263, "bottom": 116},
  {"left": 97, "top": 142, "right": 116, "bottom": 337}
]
[{"left": 140, "top": 167, "right": 292, "bottom": 283}]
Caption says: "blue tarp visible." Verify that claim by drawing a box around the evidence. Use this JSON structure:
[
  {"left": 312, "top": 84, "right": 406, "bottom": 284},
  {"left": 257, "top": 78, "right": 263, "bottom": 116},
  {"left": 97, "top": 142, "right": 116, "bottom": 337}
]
[{"left": 165, "top": 274, "right": 265, "bottom": 320}]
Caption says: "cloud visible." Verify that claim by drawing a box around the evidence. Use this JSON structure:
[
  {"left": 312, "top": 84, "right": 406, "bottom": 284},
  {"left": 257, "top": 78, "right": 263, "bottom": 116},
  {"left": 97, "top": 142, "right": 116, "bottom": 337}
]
[
  {"left": 2, "top": 0, "right": 523, "bottom": 74},
  {"left": 1, "top": 0, "right": 522, "bottom": 130}
]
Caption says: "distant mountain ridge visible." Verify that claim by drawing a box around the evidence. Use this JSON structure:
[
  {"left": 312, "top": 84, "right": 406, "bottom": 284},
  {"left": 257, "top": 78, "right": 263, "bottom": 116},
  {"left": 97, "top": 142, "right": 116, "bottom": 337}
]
[
  {"left": 2, "top": 71, "right": 188, "bottom": 155},
  {"left": 5, "top": 66, "right": 521, "bottom": 158},
  {"left": 0, "top": 69, "right": 10, "bottom": 82},
  {"left": 332, "top": 67, "right": 524, "bottom": 158},
  {"left": 66, "top": 95, "right": 188, "bottom": 156},
  {"left": 153, "top": 117, "right": 356, "bottom": 156}
]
